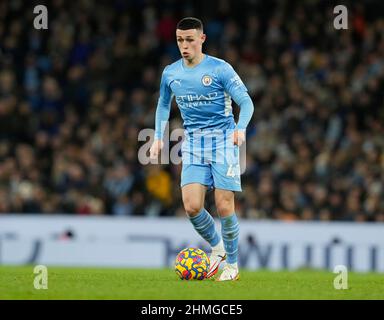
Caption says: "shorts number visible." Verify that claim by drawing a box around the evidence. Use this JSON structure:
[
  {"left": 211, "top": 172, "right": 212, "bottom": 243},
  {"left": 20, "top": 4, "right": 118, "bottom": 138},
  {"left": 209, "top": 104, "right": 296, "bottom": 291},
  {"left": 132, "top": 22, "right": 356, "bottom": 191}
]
[{"left": 226, "top": 165, "right": 238, "bottom": 177}]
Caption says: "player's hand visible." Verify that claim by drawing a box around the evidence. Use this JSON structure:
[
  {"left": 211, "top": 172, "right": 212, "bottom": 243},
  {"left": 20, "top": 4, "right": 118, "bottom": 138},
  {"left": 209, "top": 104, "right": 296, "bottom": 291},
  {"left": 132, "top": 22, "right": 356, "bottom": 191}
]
[
  {"left": 149, "top": 139, "right": 164, "bottom": 159},
  {"left": 233, "top": 129, "right": 246, "bottom": 146}
]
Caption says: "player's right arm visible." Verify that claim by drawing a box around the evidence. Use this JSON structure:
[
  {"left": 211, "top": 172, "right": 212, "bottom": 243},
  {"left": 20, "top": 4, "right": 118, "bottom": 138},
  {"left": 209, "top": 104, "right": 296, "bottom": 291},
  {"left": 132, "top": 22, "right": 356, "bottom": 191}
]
[{"left": 150, "top": 66, "right": 173, "bottom": 159}]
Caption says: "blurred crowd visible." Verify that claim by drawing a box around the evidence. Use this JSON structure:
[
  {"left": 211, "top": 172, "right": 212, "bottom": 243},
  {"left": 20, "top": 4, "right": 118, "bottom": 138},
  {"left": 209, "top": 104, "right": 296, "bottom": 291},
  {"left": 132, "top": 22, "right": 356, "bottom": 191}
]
[{"left": 0, "top": 0, "right": 383, "bottom": 221}]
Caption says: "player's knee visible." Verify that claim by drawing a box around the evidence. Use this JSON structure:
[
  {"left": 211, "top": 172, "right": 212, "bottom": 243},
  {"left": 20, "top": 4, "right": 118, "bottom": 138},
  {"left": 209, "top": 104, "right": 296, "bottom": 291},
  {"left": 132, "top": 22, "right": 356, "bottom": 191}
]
[
  {"left": 216, "top": 200, "right": 234, "bottom": 216},
  {"left": 183, "top": 200, "right": 203, "bottom": 217}
]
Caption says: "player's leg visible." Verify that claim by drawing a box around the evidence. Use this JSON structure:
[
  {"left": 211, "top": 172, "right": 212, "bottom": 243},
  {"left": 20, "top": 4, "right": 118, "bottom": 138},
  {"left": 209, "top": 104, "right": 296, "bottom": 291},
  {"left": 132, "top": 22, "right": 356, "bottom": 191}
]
[
  {"left": 214, "top": 188, "right": 240, "bottom": 281},
  {"left": 181, "top": 162, "right": 225, "bottom": 278},
  {"left": 181, "top": 136, "right": 228, "bottom": 277},
  {"left": 210, "top": 141, "right": 241, "bottom": 281},
  {"left": 182, "top": 183, "right": 225, "bottom": 276}
]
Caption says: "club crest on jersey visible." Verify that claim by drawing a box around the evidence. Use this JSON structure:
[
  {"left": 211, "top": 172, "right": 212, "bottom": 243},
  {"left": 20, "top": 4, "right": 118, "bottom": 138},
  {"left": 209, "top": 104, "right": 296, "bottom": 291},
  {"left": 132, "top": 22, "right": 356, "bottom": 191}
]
[{"left": 202, "top": 75, "right": 212, "bottom": 86}]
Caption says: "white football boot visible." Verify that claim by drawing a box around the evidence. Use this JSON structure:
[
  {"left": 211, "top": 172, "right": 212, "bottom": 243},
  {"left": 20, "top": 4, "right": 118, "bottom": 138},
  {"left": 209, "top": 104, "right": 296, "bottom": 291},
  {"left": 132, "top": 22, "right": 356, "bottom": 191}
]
[
  {"left": 206, "top": 241, "right": 227, "bottom": 279},
  {"left": 216, "top": 263, "right": 240, "bottom": 281}
]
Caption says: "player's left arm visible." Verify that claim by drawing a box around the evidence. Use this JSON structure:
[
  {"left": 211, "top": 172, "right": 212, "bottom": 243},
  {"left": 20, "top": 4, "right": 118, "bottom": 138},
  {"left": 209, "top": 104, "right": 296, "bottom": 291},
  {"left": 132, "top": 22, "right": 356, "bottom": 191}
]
[{"left": 220, "top": 63, "right": 254, "bottom": 146}]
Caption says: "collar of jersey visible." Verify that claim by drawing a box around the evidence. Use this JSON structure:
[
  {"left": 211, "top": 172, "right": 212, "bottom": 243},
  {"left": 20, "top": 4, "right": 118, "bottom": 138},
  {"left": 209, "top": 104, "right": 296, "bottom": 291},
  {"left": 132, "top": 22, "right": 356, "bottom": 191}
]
[{"left": 181, "top": 54, "right": 207, "bottom": 72}]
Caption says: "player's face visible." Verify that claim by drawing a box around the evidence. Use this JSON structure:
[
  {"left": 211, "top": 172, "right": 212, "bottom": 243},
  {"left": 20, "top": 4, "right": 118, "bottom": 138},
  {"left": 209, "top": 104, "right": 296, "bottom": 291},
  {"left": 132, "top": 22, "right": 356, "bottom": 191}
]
[{"left": 176, "top": 29, "right": 206, "bottom": 61}]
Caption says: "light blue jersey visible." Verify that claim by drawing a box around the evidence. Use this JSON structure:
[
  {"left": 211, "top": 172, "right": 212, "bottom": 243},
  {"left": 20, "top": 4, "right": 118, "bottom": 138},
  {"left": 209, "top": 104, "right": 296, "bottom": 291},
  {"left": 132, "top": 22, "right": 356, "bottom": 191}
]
[
  {"left": 154, "top": 54, "right": 254, "bottom": 191},
  {"left": 155, "top": 54, "right": 253, "bottom": 138}
]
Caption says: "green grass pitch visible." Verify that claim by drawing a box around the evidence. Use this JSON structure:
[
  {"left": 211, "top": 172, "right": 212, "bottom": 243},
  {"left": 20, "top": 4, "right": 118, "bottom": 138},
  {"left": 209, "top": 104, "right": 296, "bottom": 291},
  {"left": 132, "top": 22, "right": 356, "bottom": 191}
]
[{"left": 0, "top": 266, "right": 383, "bottom": 299}]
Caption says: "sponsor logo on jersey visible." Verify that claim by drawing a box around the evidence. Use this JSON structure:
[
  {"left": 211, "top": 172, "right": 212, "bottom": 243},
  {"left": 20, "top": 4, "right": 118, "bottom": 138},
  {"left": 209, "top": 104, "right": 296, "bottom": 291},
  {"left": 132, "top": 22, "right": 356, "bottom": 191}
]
[{"left": 176, "top": 92, "right": 218, "bottom": 108}]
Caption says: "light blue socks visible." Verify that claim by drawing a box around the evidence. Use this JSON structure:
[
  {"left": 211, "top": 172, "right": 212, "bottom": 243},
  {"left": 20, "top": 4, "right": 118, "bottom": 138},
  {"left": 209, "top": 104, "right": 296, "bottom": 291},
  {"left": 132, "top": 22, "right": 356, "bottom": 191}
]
[
  {"left": 220, "top": 213, "right": 240, "bottom": 264},
  {"left": 189, "top": 208, "right": 220, "bottom": 247}
]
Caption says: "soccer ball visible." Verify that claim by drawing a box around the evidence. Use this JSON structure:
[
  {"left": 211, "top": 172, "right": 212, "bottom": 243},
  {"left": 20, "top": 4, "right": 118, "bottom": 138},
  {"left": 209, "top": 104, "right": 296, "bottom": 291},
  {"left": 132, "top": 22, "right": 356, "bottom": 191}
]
[{"left": 175, "top": 247, "right": 210, "bottom": 280}]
